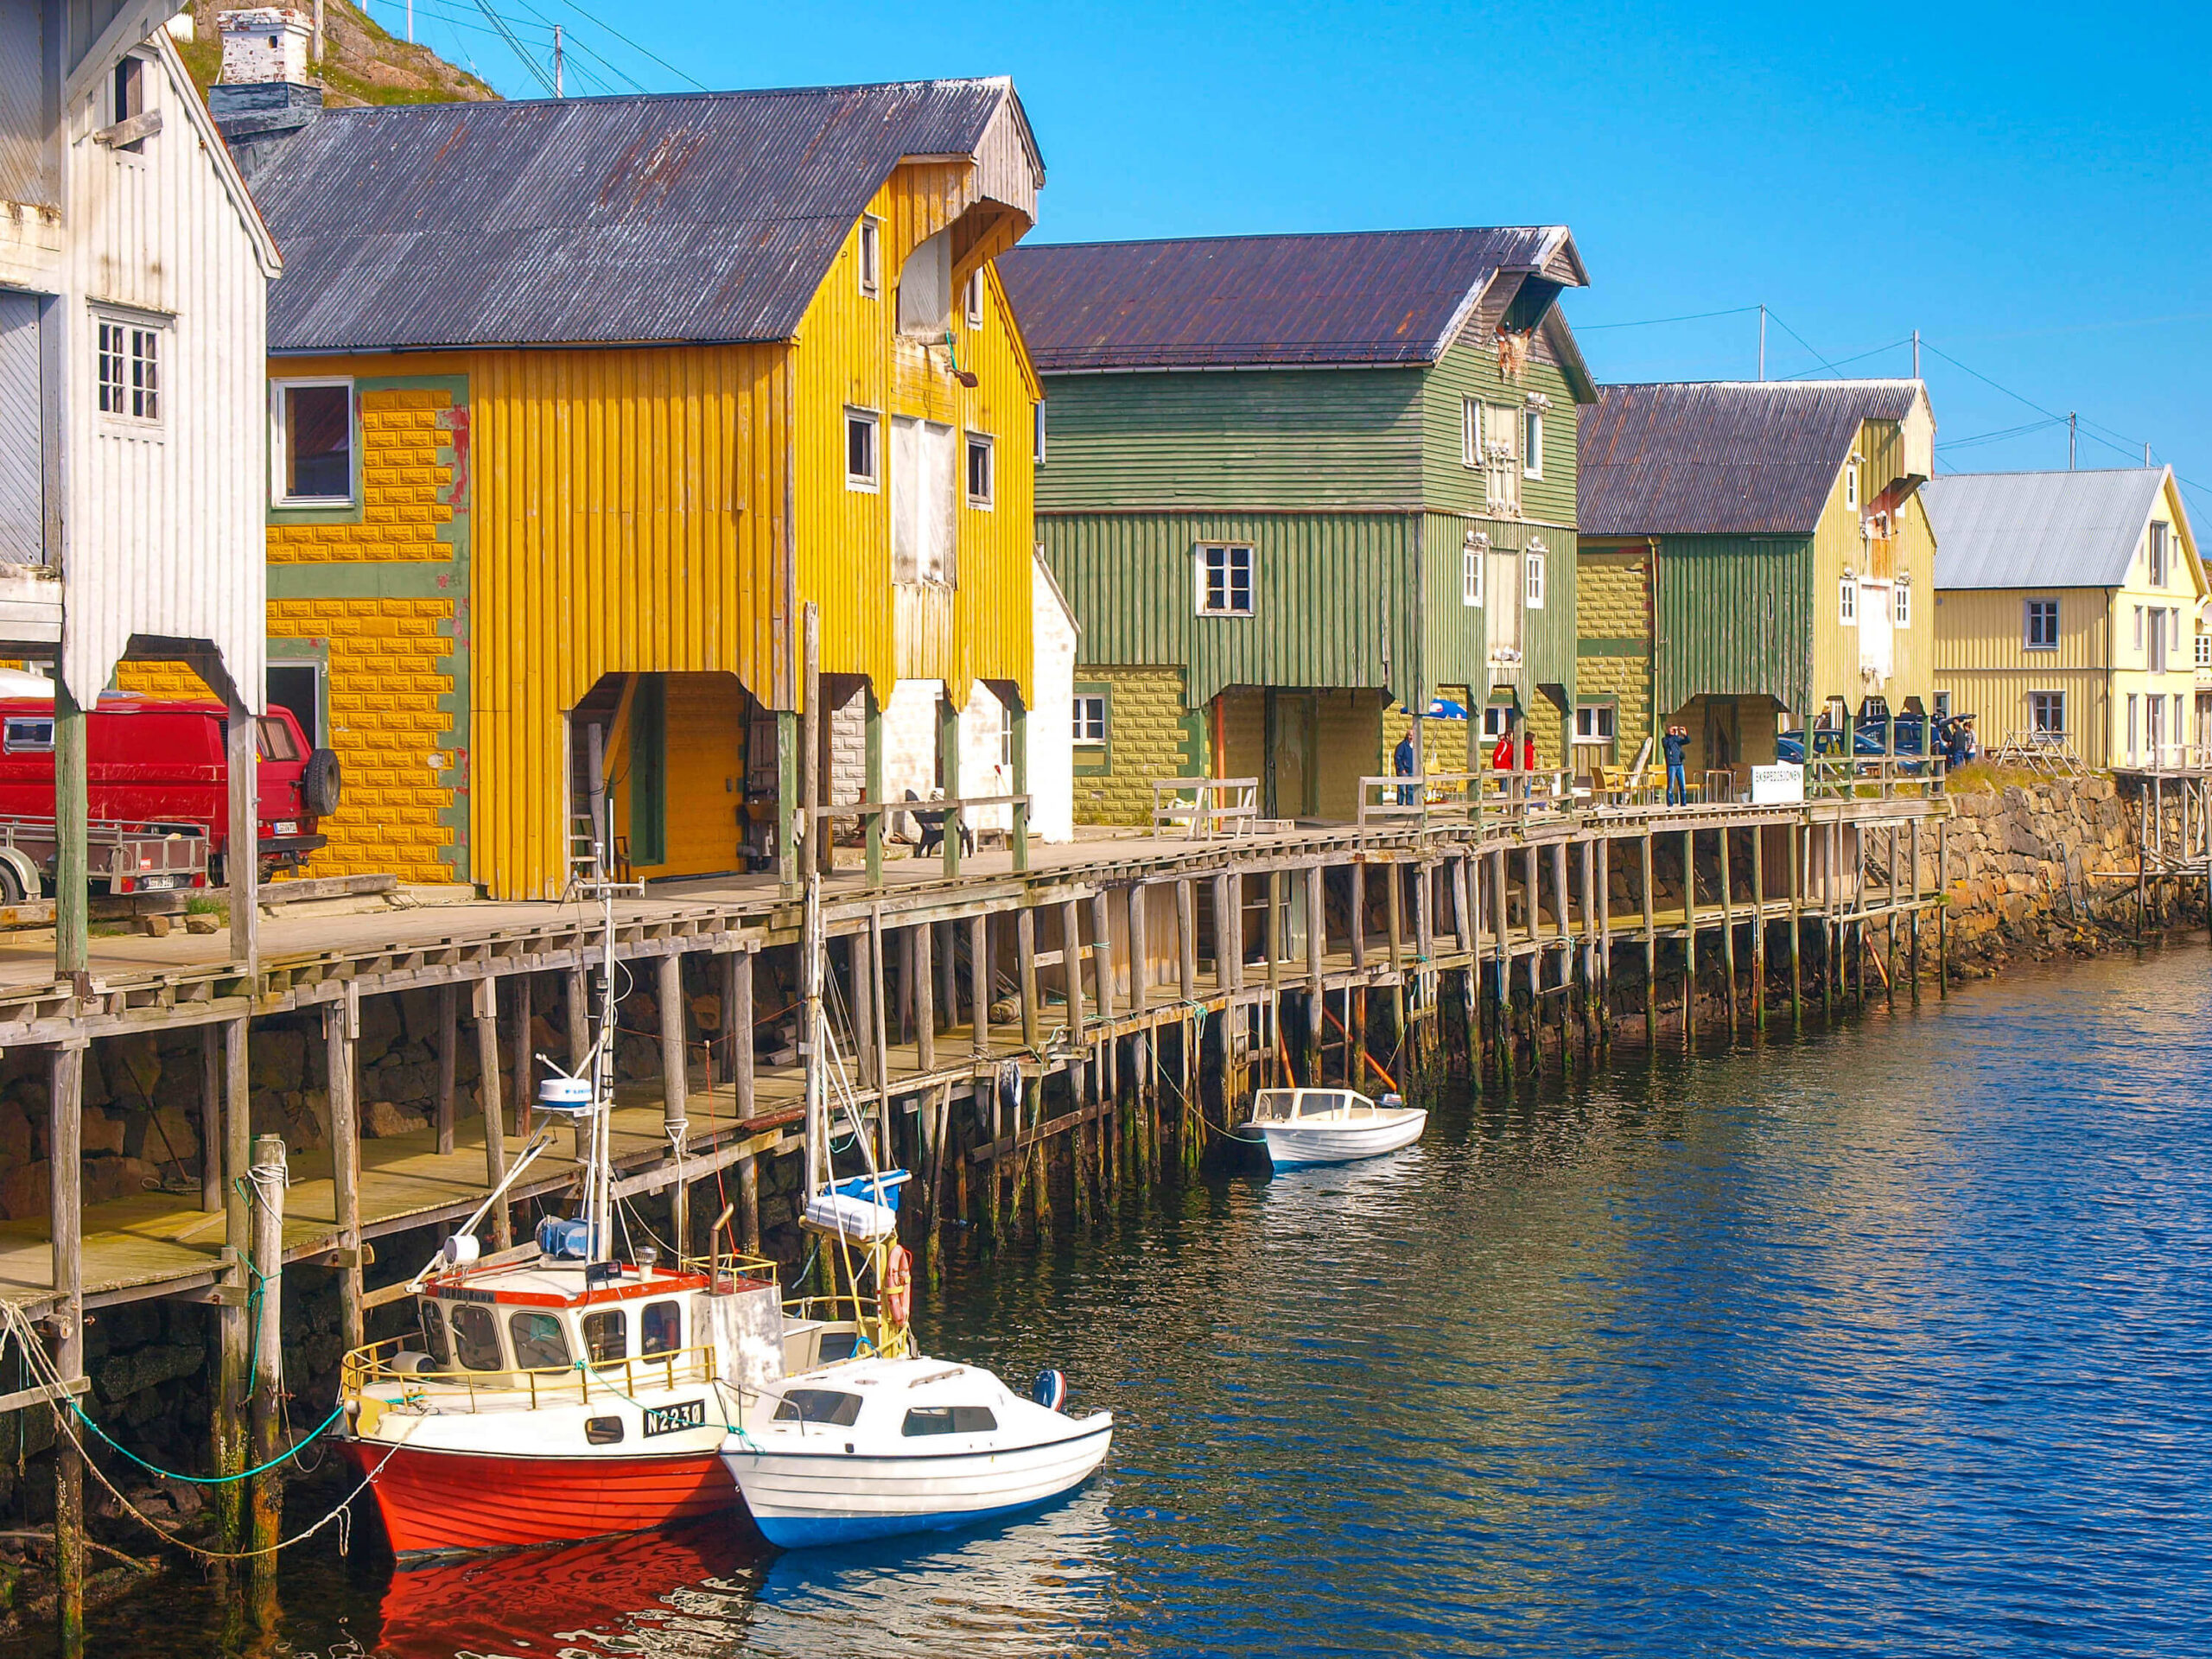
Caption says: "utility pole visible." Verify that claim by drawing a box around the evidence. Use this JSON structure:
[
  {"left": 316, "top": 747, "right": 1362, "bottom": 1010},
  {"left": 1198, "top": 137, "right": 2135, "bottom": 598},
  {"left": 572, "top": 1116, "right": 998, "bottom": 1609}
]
[
  {"left": 553, "top": 25, "right": 563, "bottom": 95},
  {"left": 1912, "top": 329, "right": 1920, "bottom": 379},
  {"left": 1758, "top": 305, "right": 1766, "bottom": 381},
  {"left": 311, "top": 0, "right": 324, "bottom": 65},
  {"left": 406, "top": 0, "right": 413, "bottom": 42},
  {"left": 2069, "top": 411, "right": 2077, "bottom": 470}
]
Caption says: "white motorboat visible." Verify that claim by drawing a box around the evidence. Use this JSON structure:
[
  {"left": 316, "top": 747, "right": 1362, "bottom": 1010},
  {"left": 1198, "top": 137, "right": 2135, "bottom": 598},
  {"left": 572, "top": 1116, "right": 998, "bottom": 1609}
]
[
  {"left": 1232, "top": 1086, "right": 1427, "bottom": 1169},
  {"left": 723, "top": 1356, "right": 1112, "bottom": 1548}
]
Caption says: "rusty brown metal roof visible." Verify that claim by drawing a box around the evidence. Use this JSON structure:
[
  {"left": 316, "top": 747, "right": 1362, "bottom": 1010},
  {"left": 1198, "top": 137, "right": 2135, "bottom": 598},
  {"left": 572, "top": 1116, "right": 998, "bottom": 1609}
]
[
  {"left": 1578, "top": 380, "right": 1926, "bottom": 537},
  {"left": 996, "top": 226, "right": 1586, "bottom": 372},
  {"left": 252, "top": 79, "right": 1040, "bottom": 352}
]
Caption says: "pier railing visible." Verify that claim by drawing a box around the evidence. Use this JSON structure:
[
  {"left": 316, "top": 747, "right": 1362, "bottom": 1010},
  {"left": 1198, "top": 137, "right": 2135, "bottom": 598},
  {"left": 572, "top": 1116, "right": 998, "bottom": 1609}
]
[
  {"left": 1153, "top": 778, "right": 1262, "bottom": 837},
  {"left": 1803, "top": 754, "right": 1947, "bottom": 802},
  {"left": 1355, "top": 770, "right": 1573, "bottom": 828},
  {"left": 340, "top": 1337, "right": 721, "bottom": 1410}
]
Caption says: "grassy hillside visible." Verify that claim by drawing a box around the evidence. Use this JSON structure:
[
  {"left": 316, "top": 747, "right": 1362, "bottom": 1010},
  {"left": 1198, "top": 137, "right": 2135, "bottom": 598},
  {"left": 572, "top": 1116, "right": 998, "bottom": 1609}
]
[{"left": 173, "top": 0, "right": 500, "bottom": 107}]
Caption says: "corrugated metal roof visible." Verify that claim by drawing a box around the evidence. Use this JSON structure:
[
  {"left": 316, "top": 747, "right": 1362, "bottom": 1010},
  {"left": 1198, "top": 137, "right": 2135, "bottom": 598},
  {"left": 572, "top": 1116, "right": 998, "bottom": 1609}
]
[
  {"left": 251, "top": 79, "right": 1039, "bottom": 351},
  {"left": 997, "top": 227, "right": 1586, "bottom": 372},
  {"left": 1579, "top": 380, "right": 1924, "bottom": 537},
  {"left": 1923, "top": 468, "right": 2169, "bottom": 590}
]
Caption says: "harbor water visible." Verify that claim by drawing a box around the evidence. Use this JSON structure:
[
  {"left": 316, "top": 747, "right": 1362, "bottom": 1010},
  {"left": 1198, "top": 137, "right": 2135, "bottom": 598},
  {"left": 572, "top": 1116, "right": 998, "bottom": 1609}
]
[{"left": 22, "top": 944, "right": 2212, "bottom": 1656}]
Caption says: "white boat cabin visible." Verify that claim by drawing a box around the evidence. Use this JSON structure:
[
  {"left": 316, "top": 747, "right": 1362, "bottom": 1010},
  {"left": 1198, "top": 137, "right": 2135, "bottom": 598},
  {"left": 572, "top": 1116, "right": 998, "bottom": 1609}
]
[
  {"left": 768, "top": 1358, "right": 1017, "bottom": 1440},
  {"left": 410, "top": 1262, "right": 715, "bottom": 1382},
  {"left": 1247, "top": 1088, "right": 1381, "bottom": 1122}
]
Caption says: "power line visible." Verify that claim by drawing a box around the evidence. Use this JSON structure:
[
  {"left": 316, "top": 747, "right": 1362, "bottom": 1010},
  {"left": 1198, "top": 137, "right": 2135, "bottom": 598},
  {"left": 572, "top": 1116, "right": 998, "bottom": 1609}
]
[
  {"left": 1575, "top": 303, "right": 1761, "bottom": 332},
  {"left": 548, "top": 0, "right": 708, "bottom": 91},
  {"left": 1761, "top": 308, "right": 1842, "bottom": 378},
  {"left": 1776, "top": 336, "right": 1913, "bottom": 380}
]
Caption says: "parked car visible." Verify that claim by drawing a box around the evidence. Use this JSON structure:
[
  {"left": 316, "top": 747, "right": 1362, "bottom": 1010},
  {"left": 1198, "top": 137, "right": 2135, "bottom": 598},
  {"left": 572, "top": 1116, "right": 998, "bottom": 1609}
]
[
  {"left": 0, "top": 691, "right": 340, "bottom": 884},
  {"left": 1777, "top": 715, "right": 1931, "bottom": 766}
]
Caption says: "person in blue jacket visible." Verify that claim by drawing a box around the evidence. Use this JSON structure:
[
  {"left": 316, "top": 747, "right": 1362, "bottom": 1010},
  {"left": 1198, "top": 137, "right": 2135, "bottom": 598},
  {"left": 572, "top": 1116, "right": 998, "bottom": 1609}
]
[
  {"left": 1393, "top": 731, "right": 1417, "bottom": 806},
  {"left": 1662, "top": 722, "right": 1691, "bottom": 806}
]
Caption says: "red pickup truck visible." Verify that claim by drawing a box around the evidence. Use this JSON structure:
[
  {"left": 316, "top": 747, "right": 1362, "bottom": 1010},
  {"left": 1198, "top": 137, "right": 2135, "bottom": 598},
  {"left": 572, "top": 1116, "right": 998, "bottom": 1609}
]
[{"left": 0, "top": 694, "right": 340, "bottom": 885}]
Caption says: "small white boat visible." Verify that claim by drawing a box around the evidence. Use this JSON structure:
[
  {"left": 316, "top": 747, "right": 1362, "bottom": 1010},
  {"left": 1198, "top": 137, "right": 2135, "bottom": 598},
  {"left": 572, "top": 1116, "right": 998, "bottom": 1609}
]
[
  {"left": 724, "top": 1356, "right": 1113, "bottom": 1548},
  {"left": 1232, "top": 1086, "right": 1427, "bottom": 1169}
]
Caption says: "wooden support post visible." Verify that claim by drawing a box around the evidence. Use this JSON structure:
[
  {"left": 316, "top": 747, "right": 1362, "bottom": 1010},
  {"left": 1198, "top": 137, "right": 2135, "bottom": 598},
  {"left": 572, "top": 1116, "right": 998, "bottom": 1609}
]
[
  {"left": 1213, "top": 874, "right": 1236, "bottom": 995},
  {"left": 511, "top": 972, "right": 534, "bottom": 1140},
  {"left": 914, "top": 922, "right": 936, "bottom": 1073},
  {"left": 327, "top": 991, "right": 364, "bottom": 1351},
  {"left": 474, "top": 976, "right": 512, "bottom": 1250},
  {"left": 1642, "top": 833, "right": 1657, "bottom": 1046},
  {"left": 1719, "top": 825, "right": 1738, "bottom": 1034},
  {"left": 1304, "top": 867, "right": 1323, "bottom": 1083},
  {"left": 1550, "top": 840, "right": 1573, "bottom": 1067},
  {"left": 48, "top": 1040, "right": 83, "bottom": 1658},
  {"left": 198, "top": 1026, "right": 222, "bottom": 1213},
  {"left": 868, "top": 910, "right": 893, "bottom": 1167},
  {"left": 1492, "top": 850, "right": 1512, "bottom": 1083},
  {"left": 1464, "top": 853, "right": 1484, "bottom": 1086},
  {"left": 566, "top": 964, "right": 591, "bottom": 1078},
  {"left": 939, "top": 690, "right": 963, "bottom": 880},
  {"left": 864, "top": 682, "right": 884, "bottom": 887},
  {"left": 658, "top": 954, "right": 690, "bottom": 1255},
  {"left": 247, "top": 1132, "right": 287, "bottom": 1573},
  {"left": 1751, "top": 823, "right": 1767, "bottom": 1032},
  {"left": 1596, "top": 837, "right": 1613, "bottom": 1049},
  {"left": 1091, "top": 890, "right": 1116, "bottom": 1028},
  {"left": 1885, "top": 823, "right": 1899, "bottom": 1011},
  {"left": 226, "top": 691, "right": 260, "bottom": 973},
  {"left": 1009, "top": 693, "right": 1030, "bottom": 874},
  {"left": 969, "top": 915, "right": 991, "bottom": 1059},
  {"left": 938, "top": 919, "right": 959, "bottom": 1032},
  {"left": 54, "top": 682, "right": 86, "bottom": 982},
  {"left": 1789, "top": 821, "right": 1804, "bottom": 1026},
  {"left": 802, "top": 607, "right": 822, "bottom": 878},
  {"left": 1681, "top": 829, "right": 1696, "bottom": 1045},
  {"left": 1017, "top": 907, "right": 1040, "bottom": 1051},
  {"left": 730, "top": 950, "right": 755, "bottom": 1117},
  {"left": 1824, "top": 822, "right": 1839, "bottom": 1020},
  {"left": 1060, "top": 899, "right": 1087, "bottom": 1040},
  {"left": 1131, "top": 883, "right": 1154, "bottom": 1016},
  {"left": 1937, "top": 817, "right": 1949, "bottom": 997},
  {"left": 1178, "top": 880, "right": 1198, "bottom": 1003},
  {"left": 776, "top": 707, "right": 800, "bottom": 898},
  {"left": 213, "top": 1019, "right": 249, "bottom": 1550}
]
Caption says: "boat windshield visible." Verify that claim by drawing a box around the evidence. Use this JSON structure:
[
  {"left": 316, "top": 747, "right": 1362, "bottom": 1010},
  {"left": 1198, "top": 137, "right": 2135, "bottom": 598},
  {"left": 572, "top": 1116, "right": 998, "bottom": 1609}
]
[
  {"left": 1297, "top": 1091, "right": 1350, "bottom": 1118},
  {"left": 775, "top": 1389, "right": 863, "bottom": 1427},
  {"left": 1251, "top": 1090, "right": 1296, "bottom": 1122},
  {"left": 902, "top": 1406, "right": 998, "bottom": 1437},
  {"left": 417, "top": 1301, "right": 452, "bottom": 1368},
  {"left": 641, "top": 1300, "right": 682, "bottom": 1357},
  {"left": 582, "top": 1308, "right": 626, "bottom": 1364},
  {"left": 448, "top": 1303, "right": 504, "bottom": 1372},
  {"left": 509, "top": 1311, "right": 571, "bottom": 1370}
]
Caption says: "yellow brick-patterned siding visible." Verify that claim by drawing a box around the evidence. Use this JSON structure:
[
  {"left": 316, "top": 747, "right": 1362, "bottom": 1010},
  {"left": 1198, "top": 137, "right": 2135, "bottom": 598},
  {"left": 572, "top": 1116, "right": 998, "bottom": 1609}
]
[
  {"left": 270, "top": 387, "right": 459, "bottom": 563},
  {"left": 115, "top": 660, "right": 216, "bottom": 702},
  {"left": 1577, "top": 544, "right": 1656, "bottom": 766},
  {"left": 1072, "top": 665, "right": 1202, "bottom": 827},
  {"left": 270, "top": 598, "right": 457, "bottom": 882}
]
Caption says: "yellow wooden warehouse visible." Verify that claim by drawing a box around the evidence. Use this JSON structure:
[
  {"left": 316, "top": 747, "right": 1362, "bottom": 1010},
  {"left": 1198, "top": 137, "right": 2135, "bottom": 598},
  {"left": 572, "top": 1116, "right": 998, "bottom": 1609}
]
[
  {"left": 213, "top": 80, "right": 1046, "bottom": 899},
  {"left": 1926, "top": 467, "right": 2204, "bottom": 768}
]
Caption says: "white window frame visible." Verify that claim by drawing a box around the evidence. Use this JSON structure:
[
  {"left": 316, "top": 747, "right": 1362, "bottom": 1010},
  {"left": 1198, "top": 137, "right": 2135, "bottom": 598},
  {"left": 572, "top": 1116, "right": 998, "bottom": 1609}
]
[
  {"left": 1460, "top": 396, "right": 1479, "bottom": 467},
  {"left": 1839, "top": 576, "right": 1856, "bottom": 626},
  {"left": 2196, "top": 632, "right": 2210, "bottom": 669},
  {"left": 1894, "top": 582, "right": 1911, "bottom": 628},
  {"left": 2030, "top": 690, "right": 2065, "bottom": 736},
  {"left": 857, "top": 217, "right": 882, "bottom": 298},
  {"left": 2024, "top": 597, "right": 2058, "bottom": 650},
  {"left": 1573, "top": 702, "right": 1615, "bottom": 745},
  {"left": 1522, "top": 408, "right": 1543, "bottom": 480},
  {"left": 1462, "top": 531, "right": 1484, "bottom": 607},
  {"left": 1523, "top": 545, "right": 1546, "bottom": 610},
  {"left": 269, "top": 376, "right": 353, "bottom": 504},
  {"left": 1933, "top": 690, "right": 1952, "bottom": 721},
  {"left": 1195, "top": 543, "right": 1255, "bottom": 617},
  {"left": 1032, "top": 402, "right": 1046, "bottom": 465},
  {"left": 844, "top": 407, "right": 880, "bottom": 493},
  {"left": 1072, "top": 694, "right": 1106, "bottom": 746},
  {"left": 964, "top": 431, "right": 994, "bottom": 510},
  {"left": 1844, "top": 457, "right": 1860, "bottom": 511},
  {"left": 998, "top": 701, "right": 1014, "bottom": 770},
  {"left": 963, "top": 269, "right": 984, "bottom": 329},
  {"left": 97, "top": 309, "right": 165, "bottom": 429},
  {"left": 2134, "top": 605, "right": 2145, "bottom": 652},
  {"left": 2127, "top": 693, "right": 2139, "bottom": 760},
  {"left": 2148, "top": 521, "right": 2169, "bottom": 587}
]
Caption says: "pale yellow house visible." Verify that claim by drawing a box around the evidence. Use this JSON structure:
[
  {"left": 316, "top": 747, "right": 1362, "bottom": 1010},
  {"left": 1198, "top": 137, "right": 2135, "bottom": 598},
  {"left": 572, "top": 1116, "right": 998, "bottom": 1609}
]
[{"left": 1927, "top": 467, "right": 2204, "bottom": 769}]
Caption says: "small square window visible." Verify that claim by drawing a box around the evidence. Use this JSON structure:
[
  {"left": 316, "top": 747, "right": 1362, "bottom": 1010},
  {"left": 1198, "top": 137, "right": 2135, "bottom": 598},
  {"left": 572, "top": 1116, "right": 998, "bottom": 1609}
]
[
  {"left": 2025, "top": 598, "right": 2058, "bottom": 649},
  {"left": 1072, "top": 695, "right": 1106, "bottom": 745},
  {"left": 964, "top": 270, "right": 984, "bottom": 329},
  {"left": 965, "top": 433, "right": 993, "bottom": 508},
  {"left": 1933, "top": 690, "right": 1952, "bottom": 721},
  {"left": 1197, "top": 544, "right": 1254, "bottom": 616},
  {"left": 845, "top": 408, "right": 879, "bottom": 491},
  {"left": 2030, "top": 690, "right": 2065, "bottom": 735},
  {"left": 1522, "top": 409, "right": 1543, "bottom": 480},
  {"left": 98, "top": 317, "right": 162, "bottom": 424},
  {"left": 1573, "top": 703, "right": 1614, "bottom": 742},
  {"left": 1839, "top": 577, "right": 1857, "bottom": 626},
  {"left": 1523, "top": 549, "right": 1545, "bottom": 610},
  {"left": 272, "top": 379, "right": 351, "bottom": 499},
  {"left": 857, "top": 219, "right": 881, "bottom": 297}
]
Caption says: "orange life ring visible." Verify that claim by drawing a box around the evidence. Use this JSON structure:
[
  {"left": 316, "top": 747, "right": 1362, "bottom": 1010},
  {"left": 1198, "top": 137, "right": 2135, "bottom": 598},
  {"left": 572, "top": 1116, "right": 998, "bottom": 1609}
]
[{"left": 884, "top": 1243, "right": 913, "bottom": 1327}]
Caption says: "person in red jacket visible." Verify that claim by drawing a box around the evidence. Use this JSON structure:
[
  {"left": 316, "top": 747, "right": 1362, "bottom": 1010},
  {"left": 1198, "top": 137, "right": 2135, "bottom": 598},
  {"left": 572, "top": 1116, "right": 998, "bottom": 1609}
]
[{"left": 1490, "top": 730, "right": 1537, "bottom": 771}]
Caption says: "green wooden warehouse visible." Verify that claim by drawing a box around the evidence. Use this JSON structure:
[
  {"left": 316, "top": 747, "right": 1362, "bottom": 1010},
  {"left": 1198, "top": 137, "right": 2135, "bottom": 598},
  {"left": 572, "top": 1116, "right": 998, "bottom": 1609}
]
[{"left": 997, "top": 227, "right": 1596, "bottom": 824}]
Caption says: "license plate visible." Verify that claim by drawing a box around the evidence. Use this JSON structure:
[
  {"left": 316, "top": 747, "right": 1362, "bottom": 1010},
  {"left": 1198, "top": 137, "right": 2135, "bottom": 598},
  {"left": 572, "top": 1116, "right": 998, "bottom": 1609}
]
[
  {"left": 273, "top": 821, "right": 299, "bottom": 836},
  {"left": 642, "top": 1399, "right": 706, "bottom": 1438},
  {"left": 139, "top": 875, "right": 176, "bottom": 892}
]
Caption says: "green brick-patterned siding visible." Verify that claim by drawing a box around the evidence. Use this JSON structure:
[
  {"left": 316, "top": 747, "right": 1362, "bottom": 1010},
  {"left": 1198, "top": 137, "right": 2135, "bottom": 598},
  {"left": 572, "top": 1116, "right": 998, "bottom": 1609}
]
[{"left": 1071, "top": 665, "right": 1205, "bottom": 827}]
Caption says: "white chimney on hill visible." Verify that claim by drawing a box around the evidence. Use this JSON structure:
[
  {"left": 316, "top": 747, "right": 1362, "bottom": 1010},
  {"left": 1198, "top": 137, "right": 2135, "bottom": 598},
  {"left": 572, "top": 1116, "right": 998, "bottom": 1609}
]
[{"left": 218, "top": 8, "right": 313, "bottom": 85}]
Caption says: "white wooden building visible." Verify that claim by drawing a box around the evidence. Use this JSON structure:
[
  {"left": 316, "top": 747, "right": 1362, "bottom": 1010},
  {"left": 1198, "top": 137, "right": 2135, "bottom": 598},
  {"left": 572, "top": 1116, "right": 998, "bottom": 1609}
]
[{"left": 0, "top": 1, "right": 277, "bottom": 966}]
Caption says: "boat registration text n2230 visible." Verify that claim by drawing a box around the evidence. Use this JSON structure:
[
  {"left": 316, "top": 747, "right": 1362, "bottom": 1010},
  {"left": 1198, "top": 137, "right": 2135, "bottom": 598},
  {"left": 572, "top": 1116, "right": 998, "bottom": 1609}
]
[{"left": 643, "top": 1400, "right": 707, "bottom": 1437}]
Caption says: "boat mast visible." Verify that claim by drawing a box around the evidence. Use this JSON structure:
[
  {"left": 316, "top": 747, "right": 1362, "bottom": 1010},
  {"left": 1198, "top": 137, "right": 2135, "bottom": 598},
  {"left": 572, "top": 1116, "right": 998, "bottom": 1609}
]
[
  {"left": 802, "top": 871, "right": 825, "bottom": 1196},
  {"left": 592, "top": 875, "right": 618, "bottom": 1261}
]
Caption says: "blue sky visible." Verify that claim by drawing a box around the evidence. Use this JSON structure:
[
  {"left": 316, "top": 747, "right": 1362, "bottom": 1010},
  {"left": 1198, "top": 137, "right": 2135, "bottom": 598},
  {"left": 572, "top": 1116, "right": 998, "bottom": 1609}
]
[{"left": 372, "top": 0, "right": 2212, "bottom": 511}]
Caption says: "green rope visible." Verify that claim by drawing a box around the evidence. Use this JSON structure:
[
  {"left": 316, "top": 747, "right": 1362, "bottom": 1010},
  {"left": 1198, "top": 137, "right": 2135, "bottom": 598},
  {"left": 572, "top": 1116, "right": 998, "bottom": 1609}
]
[{"left": 67, "top": 1399, "right": 346, "bottom": 1486}]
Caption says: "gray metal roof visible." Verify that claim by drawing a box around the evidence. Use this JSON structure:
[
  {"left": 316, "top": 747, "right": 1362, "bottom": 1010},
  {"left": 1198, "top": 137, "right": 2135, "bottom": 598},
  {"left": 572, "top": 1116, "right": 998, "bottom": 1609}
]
[
  {"left": 1923, "top": 468, "right": 2171, "bottom": 590},
  {"left": 1579, "top": 380, "right": 1925, "bottom": 537},
  {"left": 996, "top": 226, "right": 1586, "bottom": 372},
  {"left": 251, "top": 79, "right": 1039, "bottom": 352}
]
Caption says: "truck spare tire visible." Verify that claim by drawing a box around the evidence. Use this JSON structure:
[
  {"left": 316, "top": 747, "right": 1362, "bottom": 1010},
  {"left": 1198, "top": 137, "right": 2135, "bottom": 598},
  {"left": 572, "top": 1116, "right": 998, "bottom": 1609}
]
[{"left": 302, "top": 748, "right": 342, "bottom": 817}]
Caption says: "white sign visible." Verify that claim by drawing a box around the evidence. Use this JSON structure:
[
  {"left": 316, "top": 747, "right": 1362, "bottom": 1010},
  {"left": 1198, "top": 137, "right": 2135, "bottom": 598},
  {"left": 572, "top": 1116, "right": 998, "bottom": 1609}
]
[{"left": 1751, "top": 763, "right": 1805, "bottom": 804}]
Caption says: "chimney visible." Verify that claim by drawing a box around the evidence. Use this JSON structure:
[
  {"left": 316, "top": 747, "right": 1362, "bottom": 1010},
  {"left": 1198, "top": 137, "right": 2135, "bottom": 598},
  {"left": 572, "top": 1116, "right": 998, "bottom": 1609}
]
[{"left": 208, "top": 9, "right": 322, "bottom": 181}]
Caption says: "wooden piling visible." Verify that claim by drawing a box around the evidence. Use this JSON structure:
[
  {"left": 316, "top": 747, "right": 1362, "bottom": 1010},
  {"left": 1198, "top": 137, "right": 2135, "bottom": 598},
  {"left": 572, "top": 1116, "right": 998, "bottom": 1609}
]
[
  {"left": 658, "top": 954, "right": 690, "bottom": 1253},
  {"left": 247, "top": 1133, "right": 286, "bottom": 1575},
  {"left": 1681, "top": 830, "right": 1697, "bottom": 1046},
  {"left": 970, "top": 915, "right": 992, "bottom": 1060},
  {"left": 913, "top": 922, "right": 936, "bottom": 1073},
  {"left": 474, "top": 976, "right": 512, "bottom": 1249},
  {"left": 1491, "top": 850, "right": 1512, "bottom": 1084},
  {"left": 213, "top": 1018, "right": 249, "bottom": 1550},
  {"left": 511, "top": 972, "right": 534, "bottom": 1139},
  {"left": 1719, "top": 826, "right": 1738, "bottom": 1034},
  {"left": 1789, "top": 821, "right": 1803, "bottom": 1025},
  {"left": 1751, "top": 823, "right": 1767, "bottom": 1032},
  {"left": 435, "top": 982, "right": 459, "bottom": 1155},
  {"left": 327, "top": 991, "right": 364, "bottom": 1351},
  {"left": 1641, "top": 834, "right": 1657, "bottom": 1046},
  {"left": 48, "top": 1040, "right": 84, "bottom": 1658},
  {"left": 1017, "top": 907, "right": 1040, "bottom": 1052}
]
